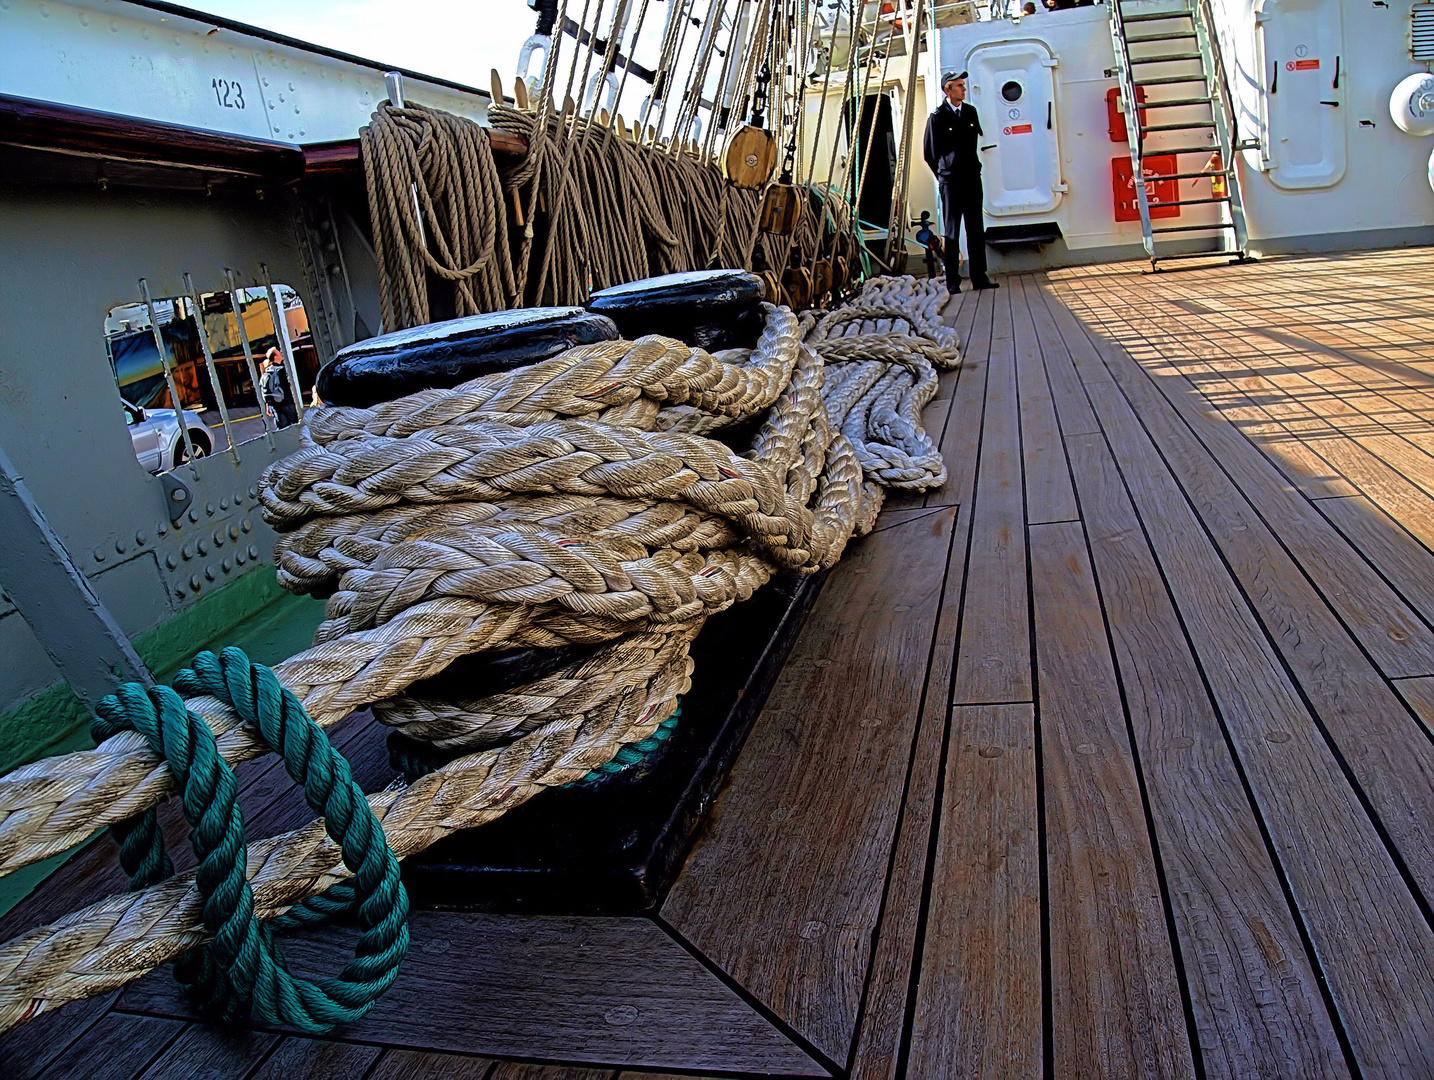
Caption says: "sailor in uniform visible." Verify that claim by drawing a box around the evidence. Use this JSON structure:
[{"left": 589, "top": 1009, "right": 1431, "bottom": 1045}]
[{"left": 923, "top": 71, "right": 999, "bottom": 293}]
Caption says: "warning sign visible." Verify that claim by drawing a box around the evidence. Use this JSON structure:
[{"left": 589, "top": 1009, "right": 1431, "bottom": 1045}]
[
  {"left": 1285, "top": 58, "right": 1321, "bottom": 71},
  {"left": 1003, "top": 123, "right": 1033, "bottom": 135}
]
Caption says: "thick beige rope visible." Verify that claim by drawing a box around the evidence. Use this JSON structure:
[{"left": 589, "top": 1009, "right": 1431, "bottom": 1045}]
[
  {"left": 363, "top": 103, "right": 517, "bottom": 330},
  {"left": 0, "top": 281, "right": 954, "bottom": 1032}
]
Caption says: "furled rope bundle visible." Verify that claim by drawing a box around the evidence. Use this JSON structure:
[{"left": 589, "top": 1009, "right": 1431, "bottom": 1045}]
[
  {"left": 362, "top": 104, "right": 517, "bottom": 331},
  {"left": 0, "top": 280, "right": 956, "bottom": 1033},
  {"left": 485, "top": 102, "right": 799, "bottom": 305}
]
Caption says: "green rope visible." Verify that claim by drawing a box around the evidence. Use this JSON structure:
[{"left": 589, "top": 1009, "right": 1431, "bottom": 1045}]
[
  {"left": 92, "top": 647, "right": 409, "bottom": 1032},
  {"left": 569, "top": 702, "right": 683, "bottom": 786}
]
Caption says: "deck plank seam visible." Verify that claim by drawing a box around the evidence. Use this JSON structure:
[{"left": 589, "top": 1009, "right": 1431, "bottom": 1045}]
[
  {"left": 1030, "top": 276, "right": 1209, "bottom": 1079},
  {"left": 889, "top": 282, "right": 1006, "bottom": 1080},
  {"left": 1082, "top": 280, "right": 1434, "bottom": 680},
  {"left": 839, "top": 505, "right": 964, "bottom": 1079},
  {"left": 1062, "top": 284, "right": 1434, "bottom": 562},
  {"left": 1030, "top": 277, "right": 1364, "bottom": 1075},
  {"left": 646, "top": 914, "right": 841, "bottom": 1079},
  {"left": 1057, "top": 281, "right": 1434, "bottom": 1016}
]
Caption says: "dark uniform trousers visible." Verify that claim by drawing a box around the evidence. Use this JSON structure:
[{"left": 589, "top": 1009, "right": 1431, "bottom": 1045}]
[
  {"left": 924, "top": 100, "right": 991, "bottom": 291},
  {"left": 941, "top": 177, "right": 988, "bottom": 292}
]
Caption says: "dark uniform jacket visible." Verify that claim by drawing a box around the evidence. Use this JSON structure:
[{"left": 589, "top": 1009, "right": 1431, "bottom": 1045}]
[
  {"left": 923, "top": 100, "right": 983, "bottom": 183},
  {"left": 924, "top": 101, "right": 985, "bottom": 240}
]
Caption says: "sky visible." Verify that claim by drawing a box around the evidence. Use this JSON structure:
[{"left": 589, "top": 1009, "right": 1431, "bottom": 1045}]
[{"left": 181, "top": 0, "right": 543, "bottom": 89}]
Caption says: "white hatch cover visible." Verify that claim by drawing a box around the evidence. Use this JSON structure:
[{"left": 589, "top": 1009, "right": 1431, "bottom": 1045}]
[
  {"left": 1255, "top": 0, "right": 1347, "bottom": 190},
  {"left": 964, "top": 40, "right": 1063, "bottom": 217}
]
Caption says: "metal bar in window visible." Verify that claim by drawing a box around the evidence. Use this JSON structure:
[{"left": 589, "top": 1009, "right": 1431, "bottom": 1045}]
[
  {"left": 183, "top": 272, "right": 241, "bottom": 463},
  {"left": 138, "top": 277, "right": 198, "bottom": 474},
  {"left": 261, "top": 264, "right": 306, "bottom": 422},
  {"left": 225, "top": 268, "right": 276, "bottom": 448}
]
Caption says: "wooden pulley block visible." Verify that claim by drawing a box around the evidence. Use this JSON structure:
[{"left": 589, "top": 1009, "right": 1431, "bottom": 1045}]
[
  {"left": 813, "top": 258, "right": 834, "bottom": 298},
  {"left": 833, "top": 255, "right": 850, "bottom": 291},
  {"left": 758, "top": 270, "right": 783, "bottom": 305},
  {"left": 725, "top": 124, "right": 779, "bottom": 190},
  {"left": 759, "top": 183, "right": 803, "bottom": 236},
  {"left": 782, "top": 266, "right": 814, "bottom": 311}
]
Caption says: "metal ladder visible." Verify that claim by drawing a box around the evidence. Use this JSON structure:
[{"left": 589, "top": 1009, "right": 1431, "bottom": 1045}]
[{"left": 1108, "top": 0, "right": 1255, "bottom": 269}]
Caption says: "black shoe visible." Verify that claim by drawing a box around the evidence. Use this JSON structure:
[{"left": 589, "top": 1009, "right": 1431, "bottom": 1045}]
[
  {"left": 947, "top": 286, "right": 962, "bottom": 295},
  {"left": 974, "top": 279, "right": 1001, "bottom": 290}
]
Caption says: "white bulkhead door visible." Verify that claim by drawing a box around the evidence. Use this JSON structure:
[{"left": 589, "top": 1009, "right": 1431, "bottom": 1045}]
[
  {"left": 964, "top": 40, "right": 1063, "bottom": 216},
  {"left": 1255, "top": 0, "right": 1347, "bottom": 189}
]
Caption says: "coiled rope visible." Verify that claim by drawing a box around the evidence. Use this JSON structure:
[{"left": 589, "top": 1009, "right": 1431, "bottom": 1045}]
[
  {"left": 92, "top": 649, "right": 408, "bottom": 1032},
  {"left": 0, "top": 277, "right": 955, "bottom": 1034}
]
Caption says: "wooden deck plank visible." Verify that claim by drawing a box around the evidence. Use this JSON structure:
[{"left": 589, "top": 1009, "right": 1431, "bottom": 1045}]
[
  {"left": 1072, "top": 288, "right": 1434, "bottom": 679},
  {"left": 38, "top": 1012, "right": 185, "bottom": 1080},
  {"left": 1012, "top": 276, "right": 1079, "bottom": 525},
  {"left": 134, "top": 1023, "right": 281, "bottom": 1080},
  {"left": 1075, "top": 284, "right": 1434, "bottom": 548},
  {"left": 245, "top": 1036, "right": 382, "bottom": 1079},
  {"left": 1038, "top": 276, "right": 1434, "bottom": 1075},
  {"left": 906, "top": 703, "right": 1040, "bottom": 1080},
  {"left": 1396, "top": 677, "right": 1434, "bottom": 734},
  {"left": 118, "top": 911, "right": 823, "bottom": 1076},
  {"left": 1, "top": 990, "right": 116, "bottom": 1080},
  {"left": 1060, "top": 287, "right": 1434, "bottom": 870},
  {"left": 1029, "top": 519, "right": 1195, "bottom": 1079},
  {"left": 1064, "top": 432, "right": 1348, "bottom": 1078},
  {"left": 662, "top": 508, "right": 956, "bottom": 1064},
  {"left": 366, "top": 1050, "right": 495, "bottom": 1080},
  {"left": 488, "top": 1066, "right": 614, "bottom": 1080},
  {"left": 953, "top": 282, "right": 1031, "bottom": 704},
  {"left": 1313, "top": 494, "right": 1434, "bottom": 628},
  {"left": 925, "top": 288, "right": 994, "bottom": 511},
  {"left": 847, "top": 306, "right": 990, "bottom": 1080}
]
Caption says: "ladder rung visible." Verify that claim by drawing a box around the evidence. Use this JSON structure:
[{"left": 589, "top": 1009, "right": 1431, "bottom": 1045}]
[
  {"left": 1121, "top": 9, "right": 1194, "bottom": 21},
  {"left": 1148, "top": 196, "right": 1232, "bottom": 207},
  {"left": 1141, "top": 120, "right": 1218, "bottom": 133},
  {"left": 1145, "top": 144, "right": 1221, "bottom": 154},
  {"left": 1152, "top": 248, "right": 1244, "bottom": 262},
  {"left": 1129, "top": 52, "right": 1203, "bottom": 63},
  {"left": 1125, "top": 32, "right": 1198, "bottom": 43},
  {"left": 1163, "top": 168, "right": 1231, "bottom": 180},
  {"left": 1141, "top": 97, "right": 1214, "bottom": 108},
  {"left": 1135, "top": 75, "right": 1210, "bottom": 85},
  {"left": 1151, "top": 222, "right": 1236, "bottom": 234}
]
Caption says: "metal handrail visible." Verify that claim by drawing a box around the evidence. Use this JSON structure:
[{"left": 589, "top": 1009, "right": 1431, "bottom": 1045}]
[
  {"left": 1108, "top": 2, "right": 1156, "bottom": 260},
  {"left": 1190, "top": 0, "right": 1250, "bottom": 254}
]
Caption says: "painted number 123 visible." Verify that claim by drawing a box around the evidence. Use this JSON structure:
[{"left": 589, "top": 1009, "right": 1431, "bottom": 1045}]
[{"left": 211, "top": 78, "right": 246, "bottom": 109}]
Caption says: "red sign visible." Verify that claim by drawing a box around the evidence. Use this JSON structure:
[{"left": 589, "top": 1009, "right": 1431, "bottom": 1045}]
[
  {"left": 1286, "top": 58, "right": 1320, "bottom": 70},
  {"left": 1003, "top": 123, "right": 1033, "bottom": 135}
]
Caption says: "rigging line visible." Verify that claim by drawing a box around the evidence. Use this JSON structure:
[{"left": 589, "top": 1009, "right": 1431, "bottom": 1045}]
[
  {"left": 606, "top": 0, "right": 657, "bottom": 134},
  {"left": 700, "top": 0, "right": 745, "bottom": 160},
  {"left": 653, "top": 0, "right": 703, "bottom": 147},
  {"left": 669, "top": 0, "right": 723, "bottom": 149},
  {"left": 642, "top": 0, "right": 690, "bottom": 139},
  {"left": 888, "top": 0, "right": 927, "bottom": 250},
  {"left": 536, "top": 0, "right": 608, "bottom": 301},
  {"left": 850, "top": 3, "right": 898, "bottom": 253},
  {"left": 808, "top": 0, "right": 863, "bottom": 280}
]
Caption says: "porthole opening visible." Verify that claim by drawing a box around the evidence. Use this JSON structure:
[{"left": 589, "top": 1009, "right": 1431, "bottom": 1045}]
[{"left": 1001, "top": 80, "right": 1024, "bottom": 103}]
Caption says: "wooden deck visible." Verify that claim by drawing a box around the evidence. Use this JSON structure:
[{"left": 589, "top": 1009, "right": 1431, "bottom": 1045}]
[{"left": 7, "top": 247, "right": 1434, "bottom": 1078}]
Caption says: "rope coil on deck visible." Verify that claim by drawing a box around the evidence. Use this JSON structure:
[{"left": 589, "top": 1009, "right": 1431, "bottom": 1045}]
[{"left": 0, "top": 277, "right": 956, "bottom": 1034}]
